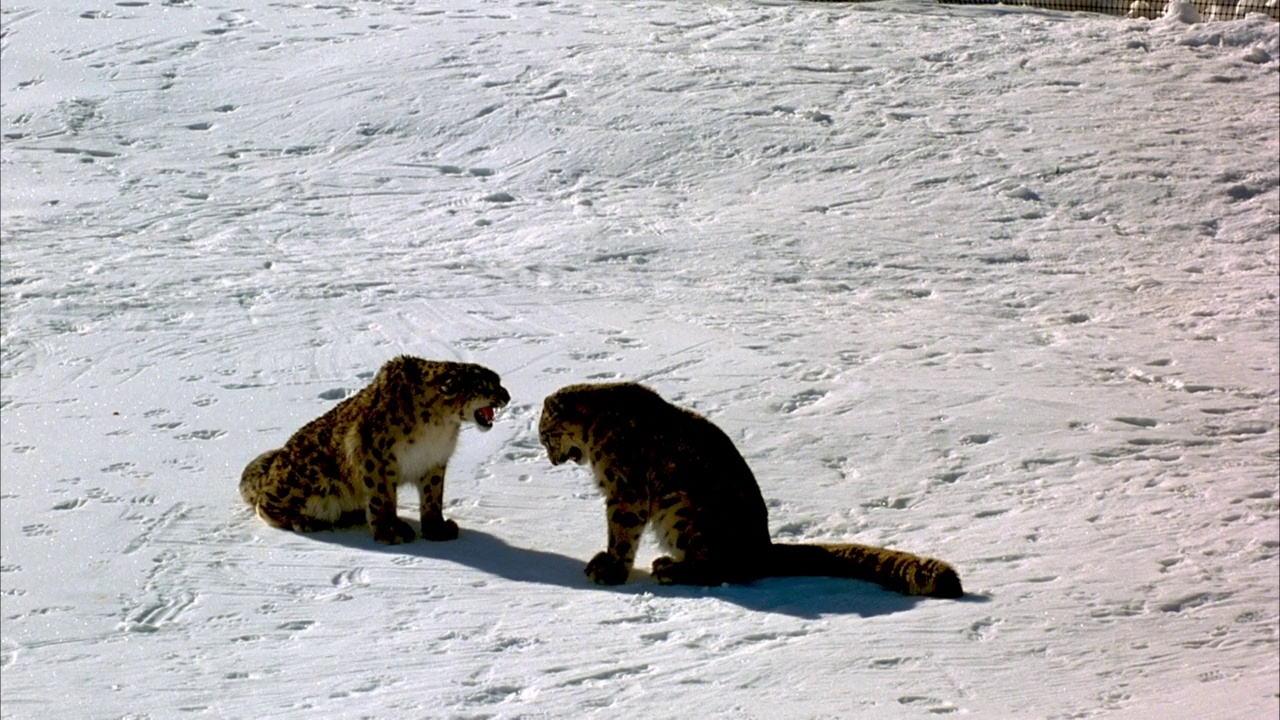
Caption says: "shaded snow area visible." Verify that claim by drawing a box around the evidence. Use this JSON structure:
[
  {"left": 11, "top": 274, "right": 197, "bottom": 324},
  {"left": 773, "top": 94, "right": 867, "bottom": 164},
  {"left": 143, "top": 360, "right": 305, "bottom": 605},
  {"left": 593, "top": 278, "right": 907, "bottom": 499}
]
[{"left": 1, "top": 0, "right": 1278, "bottom": 717}]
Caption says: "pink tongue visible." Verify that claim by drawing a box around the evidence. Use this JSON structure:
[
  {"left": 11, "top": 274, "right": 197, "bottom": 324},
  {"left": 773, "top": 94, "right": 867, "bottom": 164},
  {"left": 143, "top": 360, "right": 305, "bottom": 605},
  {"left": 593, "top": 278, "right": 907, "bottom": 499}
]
[{"left": 478, "top": 406, "right": 495, "bottom": 423}]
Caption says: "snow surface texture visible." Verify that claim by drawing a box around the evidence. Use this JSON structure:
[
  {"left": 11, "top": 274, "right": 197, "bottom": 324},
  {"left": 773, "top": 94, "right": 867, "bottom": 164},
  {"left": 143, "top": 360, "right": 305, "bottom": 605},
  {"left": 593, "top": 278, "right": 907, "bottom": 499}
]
[{"left": 1, "top": 0, "right": 1278, "bottom": 718}]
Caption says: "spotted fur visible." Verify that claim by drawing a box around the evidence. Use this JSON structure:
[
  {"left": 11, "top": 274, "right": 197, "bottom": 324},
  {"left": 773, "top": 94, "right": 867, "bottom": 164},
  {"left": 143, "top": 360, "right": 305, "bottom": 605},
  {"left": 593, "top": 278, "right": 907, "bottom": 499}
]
[
  {"left": 538, "top": 382, "right": 963, "bottom": 598},
  {"left": 240, "top": 356, "right": 509, "bottom": 544}
]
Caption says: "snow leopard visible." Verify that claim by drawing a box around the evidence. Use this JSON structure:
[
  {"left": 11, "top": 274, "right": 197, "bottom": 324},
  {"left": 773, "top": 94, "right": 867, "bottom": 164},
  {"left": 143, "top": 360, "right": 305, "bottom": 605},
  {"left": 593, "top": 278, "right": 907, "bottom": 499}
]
[
  {"left": 240, "top": 356, "right": 509, "bottom": 544},
  {"left": 538, "top": 382, "right": 963, "bottom": 597}
]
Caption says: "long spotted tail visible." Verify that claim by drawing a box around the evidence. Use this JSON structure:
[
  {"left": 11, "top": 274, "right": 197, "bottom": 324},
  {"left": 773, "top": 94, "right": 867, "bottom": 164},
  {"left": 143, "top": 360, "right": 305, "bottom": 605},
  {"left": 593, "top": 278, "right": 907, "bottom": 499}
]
[
  {"left": 764, "top": 542, "right": 964, "bottom": 598},
  {"left": 239, "top": 449, "right": 280, "bottom": 507}
]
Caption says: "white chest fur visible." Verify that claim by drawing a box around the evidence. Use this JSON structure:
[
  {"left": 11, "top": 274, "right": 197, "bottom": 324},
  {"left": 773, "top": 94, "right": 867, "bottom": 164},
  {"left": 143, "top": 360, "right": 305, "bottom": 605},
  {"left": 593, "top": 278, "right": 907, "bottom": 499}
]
[{"left": 393, "top": 420, "right": 461, "bottom": 483}]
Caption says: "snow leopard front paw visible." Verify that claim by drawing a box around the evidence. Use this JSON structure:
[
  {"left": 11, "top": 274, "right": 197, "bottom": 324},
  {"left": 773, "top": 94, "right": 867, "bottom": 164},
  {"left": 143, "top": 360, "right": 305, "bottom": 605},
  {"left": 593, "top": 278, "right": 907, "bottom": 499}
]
[
  {"left": 650, "top": 555, "right": 682, "bottom": 585},
  {"left": 585, "top": 551, "right": 629, "bottom": 585},
  {"left": 420, "top": 517, "right": 459, "bottom": 541},
  {"left": 373, "top": 517, "right": 417, "bottom": 545}
]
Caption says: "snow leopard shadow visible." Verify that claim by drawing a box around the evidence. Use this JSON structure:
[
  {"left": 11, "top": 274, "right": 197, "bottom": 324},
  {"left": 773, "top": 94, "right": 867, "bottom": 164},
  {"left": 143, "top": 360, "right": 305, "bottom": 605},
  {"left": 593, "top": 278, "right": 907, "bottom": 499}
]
[
  {"left": 310, "top": 524, "right": 960, "bottom": 619},
  {"left": 631, "top": 572, "right": 975, "bottom": 619},
  {"left": 305, "top": 522, "right": 588, "bottom": 586}
]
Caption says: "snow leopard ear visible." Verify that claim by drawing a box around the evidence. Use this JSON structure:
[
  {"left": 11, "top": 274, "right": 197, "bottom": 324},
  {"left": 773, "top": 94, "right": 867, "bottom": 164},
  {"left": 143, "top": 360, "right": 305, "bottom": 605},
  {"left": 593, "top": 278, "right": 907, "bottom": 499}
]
[
  {"left": 565, "top": 397, "right": 596, "bottom": 420},
  {"left": 542, "top": 389, "right": 590, "bottom": 420},
  {"left": 434, "top": 363, "right": 483, "bottom": 398},
  {"left": 436, "top": 369, "right": 462, "bottom": 397},
  {"left": 432, "top": 363, "right": 486, "bottom": 397}
]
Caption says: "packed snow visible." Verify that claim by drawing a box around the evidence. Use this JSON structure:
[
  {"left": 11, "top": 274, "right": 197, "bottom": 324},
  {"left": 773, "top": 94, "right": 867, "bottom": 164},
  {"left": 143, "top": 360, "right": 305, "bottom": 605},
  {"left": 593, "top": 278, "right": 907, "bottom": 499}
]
[{"left": 1, "top": 0, "right": 1277, "bottom": 717}]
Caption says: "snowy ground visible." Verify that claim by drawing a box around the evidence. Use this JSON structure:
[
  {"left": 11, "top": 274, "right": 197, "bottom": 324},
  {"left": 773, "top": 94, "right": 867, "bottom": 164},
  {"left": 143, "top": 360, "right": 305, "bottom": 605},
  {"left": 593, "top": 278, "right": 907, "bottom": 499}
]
[{"left": 2, "top": 0, "right": 1278, "bottom": 718}]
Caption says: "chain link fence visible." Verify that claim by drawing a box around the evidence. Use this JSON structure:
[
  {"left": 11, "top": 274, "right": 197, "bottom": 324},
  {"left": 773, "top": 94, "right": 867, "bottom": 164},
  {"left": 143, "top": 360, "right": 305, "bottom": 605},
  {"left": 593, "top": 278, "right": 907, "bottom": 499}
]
[{"left": 939, "top": 0, "right": 1279, "bottom": 20}]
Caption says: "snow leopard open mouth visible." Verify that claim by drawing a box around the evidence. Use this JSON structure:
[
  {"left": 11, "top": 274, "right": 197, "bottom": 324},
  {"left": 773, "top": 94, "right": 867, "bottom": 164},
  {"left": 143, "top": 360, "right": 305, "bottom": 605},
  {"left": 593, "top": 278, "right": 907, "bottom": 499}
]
[{"left": 474, "top": 406, "right": 497, "bottom": 430}]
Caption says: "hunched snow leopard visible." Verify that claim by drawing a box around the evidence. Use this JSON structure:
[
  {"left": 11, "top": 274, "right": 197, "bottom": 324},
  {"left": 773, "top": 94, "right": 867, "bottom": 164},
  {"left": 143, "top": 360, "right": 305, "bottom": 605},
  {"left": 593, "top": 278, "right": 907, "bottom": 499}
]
[{"left": 538, "top": 382, "right": 962, "bottom": 598}]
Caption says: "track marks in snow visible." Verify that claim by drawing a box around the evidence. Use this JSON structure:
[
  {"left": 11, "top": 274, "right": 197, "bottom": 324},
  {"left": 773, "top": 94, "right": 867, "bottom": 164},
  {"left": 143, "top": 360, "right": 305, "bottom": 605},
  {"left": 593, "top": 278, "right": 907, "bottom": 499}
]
[
  {"left": 1156, "top": 592, "right": 1236, "bottom": 615},
  {"left": 122, "top": 502, "right": 193, "bottom": 554},
  {"left": 17, "top": 523, "right": 55, "bottom": 541},
  {"left": 328, "top": 674, "right": 398, "bottom": 699},
  {"left": 120, "top": 590, "right": 198, "bottom": 633},
  {"left": 465, "top": 683, "right": 527, "bottom": 705},
  {"left": 965, "top": 617, "right": 1000, "bottom": 642},
  {"left": 1113, "top": 416, "right": 1159, "bottom": 428},
  {"left": 556, "top": 663, "right": 652, "bottom": 688},
  {"left": 330, "top": 567, "right": 369, "bottom": 588},
  {"left": 777, "top": 388, "right": 828, "bottom": 414},
  {"left": 315, "top": 566, "right": 371, "bottom": 602},
  {"left": 897, "top": 695, "right": 959, "bottom": 714}
]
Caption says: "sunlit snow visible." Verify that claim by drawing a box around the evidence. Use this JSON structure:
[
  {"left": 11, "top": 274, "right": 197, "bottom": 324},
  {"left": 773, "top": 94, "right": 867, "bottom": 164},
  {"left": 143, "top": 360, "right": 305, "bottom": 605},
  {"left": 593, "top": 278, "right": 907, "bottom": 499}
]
[{"left": 2, "top": 1, "right": 1277, "bottom": 718}]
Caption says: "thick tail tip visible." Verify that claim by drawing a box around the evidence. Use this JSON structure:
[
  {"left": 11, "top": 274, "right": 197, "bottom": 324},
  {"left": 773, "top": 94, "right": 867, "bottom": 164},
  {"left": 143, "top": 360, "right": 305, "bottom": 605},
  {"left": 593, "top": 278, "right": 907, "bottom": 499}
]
[{"left": 927, "top": 566, "right": 965, "bottom": 599}]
